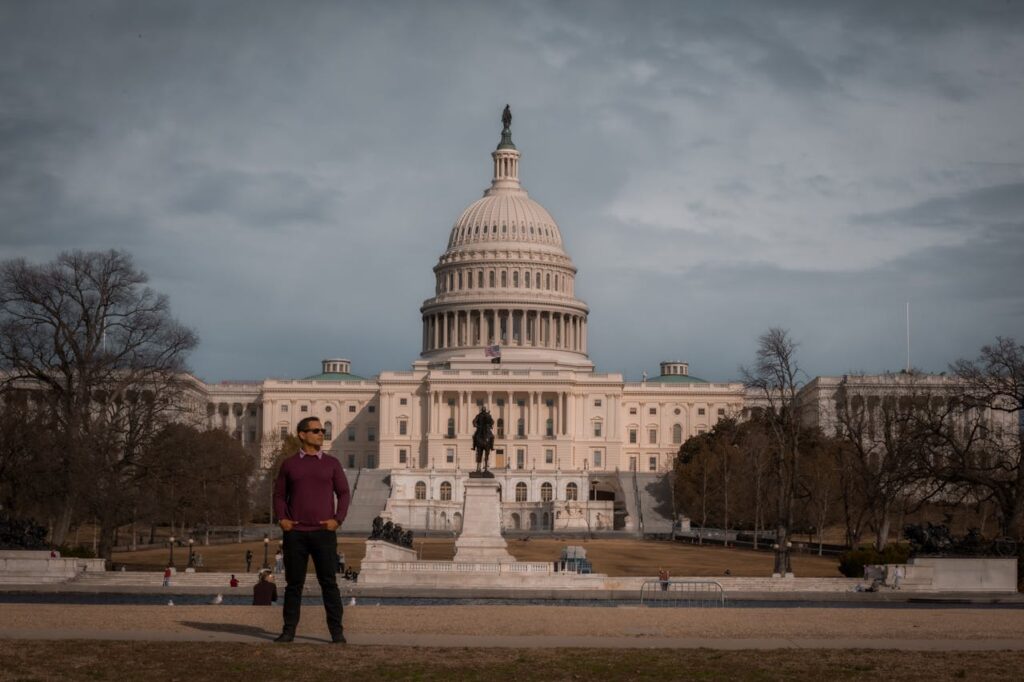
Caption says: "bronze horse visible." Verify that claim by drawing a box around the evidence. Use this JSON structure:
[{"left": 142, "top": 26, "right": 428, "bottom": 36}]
[{"left": 472, "top": 407, "right": 494, "bottom": 473}]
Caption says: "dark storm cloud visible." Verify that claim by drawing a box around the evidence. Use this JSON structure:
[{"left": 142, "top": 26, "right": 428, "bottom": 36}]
[
  {"left": 1, "top": 0, "right": 1022, "bottom": 381},
  {"left": 854, "top": 182, "right": 1024, "bottom": 230}
]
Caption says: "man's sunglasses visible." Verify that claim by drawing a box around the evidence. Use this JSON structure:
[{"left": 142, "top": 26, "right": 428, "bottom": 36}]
[{"left": 301, "top": 428, "right": 327, "bottom": 435}]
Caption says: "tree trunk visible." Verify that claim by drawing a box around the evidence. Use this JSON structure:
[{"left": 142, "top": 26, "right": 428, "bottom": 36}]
[{"left": 51, "top": 504, "right": 74, "bottom": 547}]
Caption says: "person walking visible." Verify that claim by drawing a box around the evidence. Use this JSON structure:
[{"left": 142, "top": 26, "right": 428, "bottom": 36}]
[
  {"left": 274, "top": 549, "right": 284, "bottom": 574},
  {"left": 658, "top": 567, "right": 670, "bottom": 591},
  {"left": 272, "top": 417, "right": 351, "bottom": 644}
]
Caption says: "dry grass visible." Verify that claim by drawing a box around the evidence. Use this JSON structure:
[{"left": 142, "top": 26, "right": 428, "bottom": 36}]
[
  {"left": 114, "top": 536, "right": 842, "bottom": 577},
  {"left": 1, "top": 641, "right": 1021, "bottom": 681}
]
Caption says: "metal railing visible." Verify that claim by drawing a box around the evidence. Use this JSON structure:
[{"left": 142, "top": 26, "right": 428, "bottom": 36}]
[{"left": 639, "top": 579, "right": 726, "bottom": 607}]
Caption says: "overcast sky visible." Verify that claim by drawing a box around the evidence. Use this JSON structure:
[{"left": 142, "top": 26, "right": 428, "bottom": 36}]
[{"left": 2, "top": 1, "right": 1023, "bottom": 383}]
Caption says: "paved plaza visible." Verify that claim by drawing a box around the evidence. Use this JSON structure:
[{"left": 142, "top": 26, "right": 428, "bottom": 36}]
[{"left": 2, "top": 604, "right": 1024, "bottom": 650}]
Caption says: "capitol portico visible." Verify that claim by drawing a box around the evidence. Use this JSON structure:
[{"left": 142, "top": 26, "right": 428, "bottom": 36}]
[{"left": 198, "top": 111, "right": 745, "bottom": 534}]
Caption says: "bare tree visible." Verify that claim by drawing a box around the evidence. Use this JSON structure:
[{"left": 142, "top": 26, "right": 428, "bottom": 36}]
[
  {"left": 833, "top": 374, "right": 926, "bottom": 550},
  {"left": 740, "top": 328, "right": 805, "bottom": 575},
  {"left": 0, "top": 250, "right": 197, "bottom": 555},
  {"left": 918, "top": 338, "right": 1024, "bottom": 540}
]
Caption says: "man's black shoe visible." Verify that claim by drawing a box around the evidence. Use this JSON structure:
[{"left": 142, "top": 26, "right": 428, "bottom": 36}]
[
  {"left": 274, "top": 631, "right": 295, "bottom": 643},
  {"left": 330, "top": 630, "right": 347, "bottom": 644}
]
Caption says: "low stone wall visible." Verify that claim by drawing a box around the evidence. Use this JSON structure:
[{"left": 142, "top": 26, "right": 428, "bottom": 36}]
[
  {"left": 907, "top": 557, "right": 1017, "bottom": 593},
  {"left": 0, "top": 550, "right": 106, "bottom": 583}
]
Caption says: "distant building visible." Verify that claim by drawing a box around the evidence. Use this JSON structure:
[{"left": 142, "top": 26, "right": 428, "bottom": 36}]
[{"left": 194, "top": 113, "right": 744, "bottom": 533}]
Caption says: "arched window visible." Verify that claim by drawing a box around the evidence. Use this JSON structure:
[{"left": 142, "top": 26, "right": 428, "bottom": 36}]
[
  {"left": 513, "top": 271, "right": 519, "bottom": 287},
  {"left": 541, "top": 482, "right": 553, "bottom": 502},
  {"left": 458, "top": 272, "right": 463, "bottom": 289},
  {"left": 478, "top": 271, "right": 484, "bottom": 287},
  {"left": 323, "top": 421, "right": 333, "bottom": 440},
  {"left": 566, "top": 482, "right": 578, "bottom": 501},
  {"left": 489, "top": 271, "right": 495, "bottom": 287},
  {"left": 440, "top": 481, "right": 452, "bottom": 501},
  {"left": 546, "top": 273, "right": 551, "bottom": 289},
  {"left": 515, "top": 482, "right": 528, "bottom": 502},
  {"left": 672, "top": 423, "right": 682, "bottom": 444},
  {"left": 414, "top": 481, "right": 426, "bottom": 500},
  {"left": 501, "top": 271, "right": 507, "bottom": 287},
  {"left": 525, "top": 271, "right": 531, "bottom": 288},
  {"left": 535, "top": 272, "right": 540, "bottom": 288}
]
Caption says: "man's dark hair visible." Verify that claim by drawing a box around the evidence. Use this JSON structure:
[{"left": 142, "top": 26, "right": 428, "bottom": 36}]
[{"left": 297, "top": 416, "right": 321, "bottom": 433}]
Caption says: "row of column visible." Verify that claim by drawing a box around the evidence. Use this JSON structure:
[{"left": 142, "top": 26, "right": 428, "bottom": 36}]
[
  {"left": 428, "top": 390, "right": 575, "bottom": 439},
  {"left": 422, "top": 308, "right": 587, "bottom": 354}
]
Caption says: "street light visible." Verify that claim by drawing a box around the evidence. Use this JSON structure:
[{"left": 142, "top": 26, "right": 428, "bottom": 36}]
[
  {"left": 263, "top": 535, "right": 270, "bottom": 569},
  {"left": 168, "top": 535, "right": 175, "bottom": 569},
  {"left": 188, "top": 538, "right": 195, "bottom": 567}
]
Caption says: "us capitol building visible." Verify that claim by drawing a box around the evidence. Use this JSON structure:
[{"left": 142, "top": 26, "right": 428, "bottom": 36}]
[{"left": 196, "top": 111, "right": 745, "bottom": 535}]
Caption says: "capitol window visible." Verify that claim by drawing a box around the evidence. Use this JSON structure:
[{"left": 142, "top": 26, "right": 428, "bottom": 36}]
[
  {"left": 541, "top": 482, "right": 553, "bottom": 502},
  {"left": 546, "top": 273, "right": 551, "bottom": 289},
  {"left": 629, "top": 428, "right": 637, "bottom": 444},
  {"left": 565, "top": 482, "right": 578, "bottom": 501},
  {"left": 489, "top": 271, "right": 495, "bottom": 287},
  {"left": 324, "top": 421, "right": 333, "bottom": 440},
  {"left": 478, "top": 271, "right": 484, "bottom": 287},
  {"left": 515, "top": 482, "right": 528, "bottom": 502},
  {"left": 440, "top": 481, "right": 452, "bottom": 501},
  {"left": 513, "top": 271, "right": 519, "bottom": 287},
  {"left": 649, "top": 428, "right": 657, "bottom": 444},
  {"left": 501, "top": 271, "right": 507, "bottom": 287},
  {"left": 649, "top": 457, "right": 657, "bottom": 471},
  {"left": 398, "top": 449, "right": 407, "bottom": 464},
  {"left": 348, "top": 427, "right": 356, "bottom": 441},
  {"left": 593, "top": 421, "right": 602, "bottom": 437},
  {"left": 672, "top": 424, "right": 682, "bottom": 444},
  {"left": 399, "top": 420, "right": 407, "bottom": 436},
  {"left": 545, "top": 449, "right": 553, "bottom": 464},
  {"left": 698, "top": 408, "right": 706, "bottom": 416},
  {"left": 525, "top": 271, "right": 531, "bottom": 288},
  {"left": 280, "top": 404, "right": 288, "bottom": 413},
  {"left": 415, "top": 482, "right": 426, "bottom": 500}
]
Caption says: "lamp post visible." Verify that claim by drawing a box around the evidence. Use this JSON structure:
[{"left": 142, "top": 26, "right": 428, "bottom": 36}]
[
  {"left": 168, "top": 536, "right": 175, "bottom": 569},
  {"left": 263, "top": 535, "right": 270, "bottom": 570},
  {"left": 188, "top": 538, "right": 195, "bottom": 568}
]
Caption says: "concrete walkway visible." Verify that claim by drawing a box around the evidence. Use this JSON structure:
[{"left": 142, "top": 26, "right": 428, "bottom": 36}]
[
  {"left": 1, "top": 629, "right": 1023, "bottom": 650},
  {"left": 1, "top": 604, "right": 1023, "bottom": 650}
]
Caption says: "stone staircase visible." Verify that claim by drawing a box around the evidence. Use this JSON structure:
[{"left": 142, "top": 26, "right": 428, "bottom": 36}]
[
  {"left": 342, "top": 468, "right": 391, "bottom": 535},
  {"left": 634, "top": 473, "right": 674, "bottom": 536}
]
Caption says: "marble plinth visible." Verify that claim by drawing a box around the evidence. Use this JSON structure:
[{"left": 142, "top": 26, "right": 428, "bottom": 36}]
[{"left": 453, "top": 478, "right": 514, "bottom": 564}]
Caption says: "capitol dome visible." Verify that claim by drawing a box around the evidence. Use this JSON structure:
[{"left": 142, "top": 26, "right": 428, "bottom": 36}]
[{"left": 420, "top": 108, "right": 591, "bottom": 368}]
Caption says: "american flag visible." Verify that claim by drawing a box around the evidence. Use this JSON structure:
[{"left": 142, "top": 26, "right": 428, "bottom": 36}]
[{"left": 484, "top": 344, "right": 501, "bottom": 358}]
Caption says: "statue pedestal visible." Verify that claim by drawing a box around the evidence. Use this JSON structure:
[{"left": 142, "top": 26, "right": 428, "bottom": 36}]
[{"left": 453, "top": 478, "right": 514, "bottom": 564}]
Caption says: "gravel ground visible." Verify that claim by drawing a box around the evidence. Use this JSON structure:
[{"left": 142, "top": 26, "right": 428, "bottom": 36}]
[{"left": 2, "top": 604, "right": 1023, "bottom": 641}]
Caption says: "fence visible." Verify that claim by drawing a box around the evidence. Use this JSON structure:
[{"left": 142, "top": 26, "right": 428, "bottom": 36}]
[{"left": 639, "top": 579, "right": 726, "bottom": 607}]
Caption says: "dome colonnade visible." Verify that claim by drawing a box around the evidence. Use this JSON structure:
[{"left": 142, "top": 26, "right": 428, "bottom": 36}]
[{"left": 420, "top": 113, "right": 589, "bottom": 363}]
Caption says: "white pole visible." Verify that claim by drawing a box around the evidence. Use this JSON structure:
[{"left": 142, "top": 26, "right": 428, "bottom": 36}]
[{"left": 906, "top": 302, "right": 911, "bottom": 372}]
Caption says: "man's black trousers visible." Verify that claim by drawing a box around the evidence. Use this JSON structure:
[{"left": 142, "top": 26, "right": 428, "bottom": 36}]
[{"left": 281, "top": 529, "right": 343, "bottom": 634}]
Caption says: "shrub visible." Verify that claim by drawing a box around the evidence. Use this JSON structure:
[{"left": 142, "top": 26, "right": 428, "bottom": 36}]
[
  {"left": 837, "top": 544, "right": 910, "bottom": 578},
  {"left": 56, "top": 545, "right": 97, "bottom": 558}
]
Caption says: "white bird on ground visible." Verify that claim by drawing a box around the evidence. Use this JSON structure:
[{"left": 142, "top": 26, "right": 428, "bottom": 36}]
[
  {"left": 167, "top": 599, "right": 174, "bottom": 606},
  {"left": 212, "top": 594, "right": 223, "bottom": 604},
  {"left": 348, "top": 597, "right": 356, "bottom": 606}
]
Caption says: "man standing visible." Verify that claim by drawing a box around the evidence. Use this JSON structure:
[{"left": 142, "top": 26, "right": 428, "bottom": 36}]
[{"left": 272, "top": 417, "right": 351, "bottom": 644}]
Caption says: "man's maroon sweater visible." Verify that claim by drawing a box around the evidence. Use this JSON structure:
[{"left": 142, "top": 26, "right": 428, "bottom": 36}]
[{"left": 273, "top": 452, "right": 351, "bottom": 531}]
